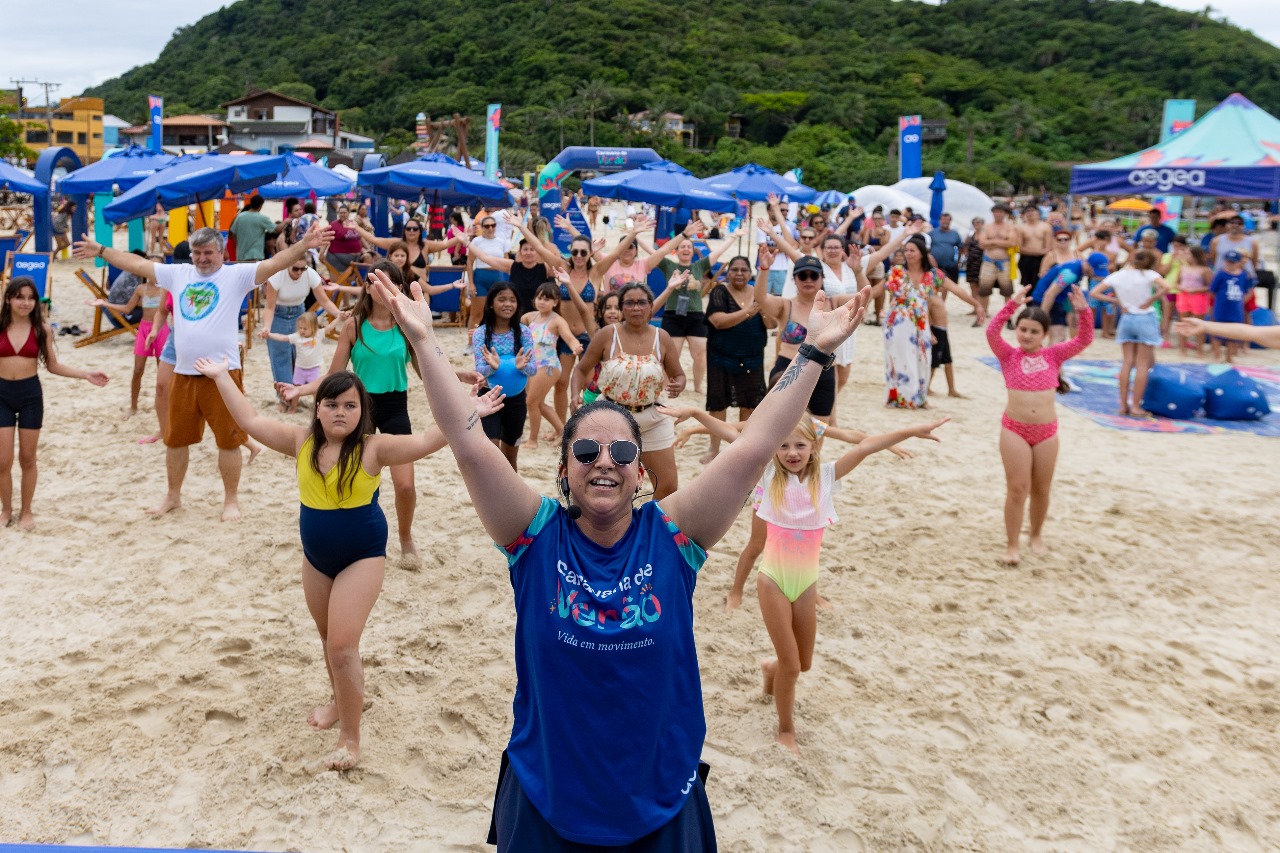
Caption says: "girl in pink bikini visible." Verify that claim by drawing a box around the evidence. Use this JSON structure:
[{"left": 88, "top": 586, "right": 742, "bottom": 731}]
[{"left": 987, "top": 284, "right": 1093, "bottom": 566}]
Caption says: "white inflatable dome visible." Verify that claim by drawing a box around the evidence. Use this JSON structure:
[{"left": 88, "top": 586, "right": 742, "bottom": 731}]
[
  {"left": 890, "top": 177, "right": 998, "bottom": 238},
  {"left": 847, "top": 185, "right": 921, "bottom": 222}
]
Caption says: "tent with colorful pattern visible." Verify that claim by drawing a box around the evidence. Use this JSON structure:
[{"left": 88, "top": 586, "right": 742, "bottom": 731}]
[{"left": 1069, "top": 93, "right": 1280, "bottom": 198}]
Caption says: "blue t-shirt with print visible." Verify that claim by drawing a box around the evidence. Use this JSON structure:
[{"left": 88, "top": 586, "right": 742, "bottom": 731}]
[
  {"left": 1209, "top": 270, "right": 1253, "bottom": 323},
  {"left": 1032, "top": 259, "right": 1083, "bottom": 311},
  {"left": 497, "top": 496, "right": 707, "bottom": 845}
]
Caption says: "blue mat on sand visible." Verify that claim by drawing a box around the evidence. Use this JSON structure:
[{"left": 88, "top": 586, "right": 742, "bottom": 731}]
[
  {"left": 977, "top": 358, "right": 1280, "bottom": 437},
  {"left": 0, "top": 840, "right": 264, "bottom": 845}
]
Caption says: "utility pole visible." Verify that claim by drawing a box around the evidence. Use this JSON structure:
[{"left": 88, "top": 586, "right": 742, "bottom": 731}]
[{"left": 10, "top": 79, "right": 61, "bottom": 134}]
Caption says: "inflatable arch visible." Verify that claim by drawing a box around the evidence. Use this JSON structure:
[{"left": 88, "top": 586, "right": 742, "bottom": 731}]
[
  {"left": 34, "top": 147, "right": 87, "bottom": 253},
  {"left": 537, "top": 147, "right": 660, "bottom": 249}
]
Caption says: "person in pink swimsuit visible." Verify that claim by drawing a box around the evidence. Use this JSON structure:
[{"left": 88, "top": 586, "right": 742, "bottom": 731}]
[{"left": 986, "top": 284, "right": 1093, "bottom": 566}]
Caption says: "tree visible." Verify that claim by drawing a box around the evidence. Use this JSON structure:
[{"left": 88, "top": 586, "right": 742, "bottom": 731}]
[
  {"left": 0, "top": 116, "right": 37, "bottom": 162},
  {"left": 575, "top": 78, "right": 613, "bottom": 147},
  {"left": 953, "top": 110, "right": 991, "bottom": 167}
]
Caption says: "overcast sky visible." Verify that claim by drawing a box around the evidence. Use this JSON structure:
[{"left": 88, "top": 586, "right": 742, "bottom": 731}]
[{"left": 2, "top": 0, "right": 1277, "bottom": 109}]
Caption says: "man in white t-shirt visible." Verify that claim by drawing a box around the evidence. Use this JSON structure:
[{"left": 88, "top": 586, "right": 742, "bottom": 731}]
[{"left": 74, "top": 223, "right": 332, "bottom": 521}]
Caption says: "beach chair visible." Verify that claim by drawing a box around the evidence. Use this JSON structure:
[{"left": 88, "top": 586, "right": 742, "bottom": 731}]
[
  {"left": 73, "top": 268, "right": 139, "bottom": 349},
  {"left": 427, "top": 266, "right": 466, "bottom": 328},
  {"left": 2, "top": 252, "right": 54, "bottom": 303}
]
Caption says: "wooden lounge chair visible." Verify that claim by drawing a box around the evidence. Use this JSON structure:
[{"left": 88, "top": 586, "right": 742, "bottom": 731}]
[{"left": 73, "top": 268, "right": 139, "bottom": 349}]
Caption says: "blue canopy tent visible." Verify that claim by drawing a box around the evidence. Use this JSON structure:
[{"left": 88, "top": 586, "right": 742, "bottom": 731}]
[
  {"left": 701, "top": 162, "right": 816, "bottom": 202},
  {"left": 357, "top": 153, "right": 509, "bottom": 206},
  {"left": 257, "top": 153, "right": 354, "bottom": 199},
  {"left": 1070, "top": 93, "right": 1280, "bottom": 198},
  {"left": 103, "top": 153, "right": 290, "bottom": 224},
  {"left": 812, "top": 189, "right": 847, "bottom": 208},
  {"left": 581, "top": 160, "right": 739, "bottom": 213}
]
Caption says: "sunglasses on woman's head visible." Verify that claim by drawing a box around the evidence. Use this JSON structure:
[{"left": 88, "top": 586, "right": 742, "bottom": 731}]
[
  {"left": 572, "top": 438, "right": 640, "bottom": 466},
  {"left": 794, "top": 271, "right": 821, "bottom": 281}
]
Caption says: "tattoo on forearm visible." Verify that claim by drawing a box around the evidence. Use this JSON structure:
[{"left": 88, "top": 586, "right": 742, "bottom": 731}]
[
  {"left": 435, "top": 346, "right": 444, "bottom": 358},
  {"left": 770, "top": 353, "right": 808, "bottom": 394},
  {"left": 465, "top": 410, "right": 480, "bottom": 431}
]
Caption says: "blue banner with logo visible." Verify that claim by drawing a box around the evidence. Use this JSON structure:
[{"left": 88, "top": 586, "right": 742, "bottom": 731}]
[
  {"left": 485, "top": 104, "right": 501, "bottom": 180},
  {"left": 148, "top": 95, "right": 163, "bottom": 152},
  {"left": 898, "top": 116, "right": 922, "bottom": 181},
  {"left": 1069, "top": 165, "right": 1279, "bottom": 198}
]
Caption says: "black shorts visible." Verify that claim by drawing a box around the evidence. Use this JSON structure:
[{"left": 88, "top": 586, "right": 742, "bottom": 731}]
[
  {"left": 661, "top": 311, "right": 708, "bottom": 338},
  {"left": 1018, "top": 254, "right": 1044, "bottom": 291},
  {"left": 368, "top": 390, "right": 412, "bottom": 435},
  {"left": 482, "top": 389, "right": 527, "bottom": 446},
  {"left": 1049, "top": 302, "right": 1069, "bottom": 327},
  {"left": 0, "top": 376, "right": 43, "bottom": 430},
  {"left": 769, "top": 355, "right": 836, "bottom": 418},
  {"left": 938, "top": 265, "right": 959, "bottom": 285},
  {"left": 706, "top": 362, "right": 765, "bottom": 412},
  {"left": 556, "top": 331, "right": 591, "bottom": 357},
  {"left": 930, "top": 326, "right": 952, "bottom": 368},
  {"left": 486, "top": 750, "right": 716, "bottom": 850}
]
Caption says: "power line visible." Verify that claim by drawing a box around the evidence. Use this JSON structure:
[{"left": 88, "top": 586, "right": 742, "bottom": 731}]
[{"left": 9, "top": 78, "right": 61, "bottom": 133}]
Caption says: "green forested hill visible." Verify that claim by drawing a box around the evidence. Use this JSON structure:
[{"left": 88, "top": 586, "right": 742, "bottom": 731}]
[{"left": 84, "top": 0, "right": 1280, "bottom": 191}]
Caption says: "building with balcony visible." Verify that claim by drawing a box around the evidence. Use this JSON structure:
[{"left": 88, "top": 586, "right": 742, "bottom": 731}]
[
  {"left": 628, "top": 111, "right": 696, "bottom": 147},
  {"left": 221, "top": 89, "right": 374, "bottom": 156},
  {"left": 119, "top": 115, "right": 230, "bottom": 154}
]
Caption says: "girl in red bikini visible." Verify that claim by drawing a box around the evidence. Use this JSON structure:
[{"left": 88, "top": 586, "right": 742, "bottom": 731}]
[{"left": 987, "top": 284, "right": 1093, "bottom": 566}]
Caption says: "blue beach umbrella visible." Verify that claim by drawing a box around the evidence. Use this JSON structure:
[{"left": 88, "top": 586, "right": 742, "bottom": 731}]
[
  {"left": 357, "top": 152, "right": 509, "bottom": 205},
  {"left": 928, "top": 171, "right": 947, "bottom": 228},
  {"left": 701, "top": 162, "right": 816, "bottom": 202},
  {"left": 57, "top": 144, "right": 174, "bottom": 194},
  {"left": 0, "top": 161, "right": 47, "bottom": 196},
  {"left": 581, "top": 160, "right": 738, "bottom": 213},
  {"left": 812, "top": 189, "right": 846, "bottom": 208},
  {"left": 104, "top": 152, "right": 290, "bottom": 224},
  {"left": 257, "top": 153, "right": 354, "bottom": 199}
]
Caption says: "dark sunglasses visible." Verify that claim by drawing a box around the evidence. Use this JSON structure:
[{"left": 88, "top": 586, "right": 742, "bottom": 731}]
[
  {"left": 482, "top": 222, "right": 496, "bottom": 227},
  {"left": 404, "top": 225, "right": 421, "bottom": 231},
  {"left": 290, "top": 266, "right": 308, "bottom": 273},
  {"left": 570, "top": 249, "right": 590, "bottom": 257},
  {"left": 1055, "top": 236, "right": 1072, "bottom": 242},
  {"left": 794, "top": 271, "right": 821, "bottom": 281},
  {"left": 571, "top": 438, "right": 640, "bottom": 466},
  {"left": 800, "top": 232, "right": 817, "bottom": 239}
]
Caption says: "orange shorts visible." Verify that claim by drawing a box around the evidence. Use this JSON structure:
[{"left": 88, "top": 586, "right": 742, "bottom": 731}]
[{"left": 166, "top": 372, "right": 248, "bottom": 450}]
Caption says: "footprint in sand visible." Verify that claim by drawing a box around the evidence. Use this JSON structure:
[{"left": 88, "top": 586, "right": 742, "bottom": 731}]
[{"left": 916, "top": 710, "right": 977, "bottom": 748}]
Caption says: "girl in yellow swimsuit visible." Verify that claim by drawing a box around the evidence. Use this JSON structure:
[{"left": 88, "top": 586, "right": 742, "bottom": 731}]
[{"left": 751, "top": 414, "right": 948, "bottom": 754}]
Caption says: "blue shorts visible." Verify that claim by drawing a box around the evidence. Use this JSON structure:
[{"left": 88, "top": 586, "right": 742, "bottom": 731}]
[
  {"left": 1116, "top": 312, "right": 1162, "bottom": 346},
  {"left": 556, "top": 331, "right": 591, "bottom": 357},
  {"left": 767, "top": 268, "right": 787, "bottom": 297},
  {"left": 160, "top": 329, "right": 177, "bottom": 366},
  {"left": 472, "top": 268, "right": 506, "bottom": 298},
  {"left": 299, "top": 494, "right": 388, "bottom": 578}
]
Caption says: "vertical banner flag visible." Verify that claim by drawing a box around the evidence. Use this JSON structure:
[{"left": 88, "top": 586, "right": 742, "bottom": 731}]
[
  {"left": 899, "top": 115, "right": 922, "bottom": 181},
  {"left": 415, "top": 112, "right": 429, "bottom": 153},
  {"left": 1156, "top": 100, "right": 1196, "bottom": 228},
  {"left": 485, "top": 104, "right": 501, "bottom": 180},
  {"left": 148, "top": 95, "right": 163, "bottom": 153}
]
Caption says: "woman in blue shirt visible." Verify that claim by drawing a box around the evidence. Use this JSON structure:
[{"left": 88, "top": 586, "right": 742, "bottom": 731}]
[{"left": 368, "top": 270, "right": 871, "bottom": 851}]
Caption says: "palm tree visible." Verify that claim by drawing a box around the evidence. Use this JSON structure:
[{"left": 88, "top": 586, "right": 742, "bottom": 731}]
[
  {"left": 575, "top": 79, "right": 613, "bottom": 147},
  {"left": 954, "top": 110, "right": 991, "bottom": 167}
]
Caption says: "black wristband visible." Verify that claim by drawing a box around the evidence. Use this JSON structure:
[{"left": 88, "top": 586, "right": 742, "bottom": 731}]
[{"left": 797, "top": 342, "right": 835, "bottom": 370}]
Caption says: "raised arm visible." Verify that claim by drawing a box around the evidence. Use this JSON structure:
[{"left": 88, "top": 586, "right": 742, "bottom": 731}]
[
  {"left": 256, "top": 222, "right": 333, "bottom": 284},
  {"left": 986, "top": 288, "right": 1025, "bottom": 360},
  {"left": 833, "top": 418, "right": 947, "bottom": 479},
  {"left": 370, "top": 272, "right": 542, "bottom": 546},
  {"left": 466, "top": 239, "right": 515, "bottom": 273},
  {"left": 352, "top": 222, "right": 397, "bottom": 250},
  {"left": 195, "top": 356, "right": 302, "bottom": 456},
  {"left": 595, "top": 216, "right": 653, "bottom": 272},
  {"left": 644, "top": 223, "right": 694, "bottom": 272},
  {"left": 368, "top": 385, "right": 506, "bottom": 467},
  {"left": 864, "top": 220, "right": 921, "bottom": 269},
  {"left": 72, "top": 235, "right": 156, "bottom": 280},
  {"left": 833, "top": 206, "right": 863, "bottom": 238},
  {"left": 507, "top": 213, "right": 565, "bottom": 269},
  {"left": 753, "top": 251, "right": 787, "bottom": 321},
  {"left": 1176, "top": 317, "right": 1280, "bottom": 348},
  {"left": 1046, "top": 289, "right": 1093, "bottom": 360},
  {"left": 660, "top": 289, "right": 869, "bottom": 547}
]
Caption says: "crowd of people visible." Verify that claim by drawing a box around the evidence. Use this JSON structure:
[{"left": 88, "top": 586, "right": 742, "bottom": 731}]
[{"left": 0, "top": 183, "right": 1273, "bottom": 851}]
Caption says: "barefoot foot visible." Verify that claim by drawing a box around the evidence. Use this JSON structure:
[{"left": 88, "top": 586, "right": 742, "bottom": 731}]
[
  {"left": 221, "top": 501, "right": 242, "bottom": 522},
  {"left": 245, "top": 442, "right": 262, "bottom": 466},
  {"left": 1029, "top": 536, "right": 1048, "bottom": 556},
  {"left": 761, "top": 659, "right": 776, "bottom": 696},
  {"left": 1000, "top": 547, "right": 1020, "bottom": 567},
  {"left": 18, "top": 511, "right": 35, "bottom": 532},
  {"left": 526, "top": 439, "right": 540, "bottom": 451},
  {"left": 308, "top": 702, "right": 340, "bottom": 731},
  {"left": 724, "top": 589, "right": 743, "bottom": 613},
  {"left": 1, "top": 509, "right": 11, "bottom": 528},
  {"left": 304, "top": 743, "right": 359, "bottom": 774},
  {"left": 146, "top": 493, "right": 181, "bottom": 516},
  {"left": 698, "top": 449, "right": 718, "bottom": 465},
  {"left": 775, "top": 731, "right": 801, "bottom": 755},
  {"left": 948, "top": 390, "right": 968, "bottom": 399},
  {"left": 816, "top": 593, "right": 833, "bottom": 610},
  {"left": 137, "top": 432, "right": 161, "bottom": 445}
]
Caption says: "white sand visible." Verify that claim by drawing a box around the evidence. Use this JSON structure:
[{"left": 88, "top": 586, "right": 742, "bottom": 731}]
[{"left": 2, "top": 251, "right": 1279, "bottom": 851}]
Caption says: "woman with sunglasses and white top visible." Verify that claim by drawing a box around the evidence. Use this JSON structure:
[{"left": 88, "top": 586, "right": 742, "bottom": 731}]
[
  {"left": 467, "top": 213, "right": 514, "bottom": 333},
  {"left": 368, "top": 268, "right": 869, "bottom": 852}
]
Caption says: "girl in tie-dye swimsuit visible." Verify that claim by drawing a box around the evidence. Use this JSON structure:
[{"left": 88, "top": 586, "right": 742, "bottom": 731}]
[{"left": 751, "top": 414, "right": 949, "bottom": 753}]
